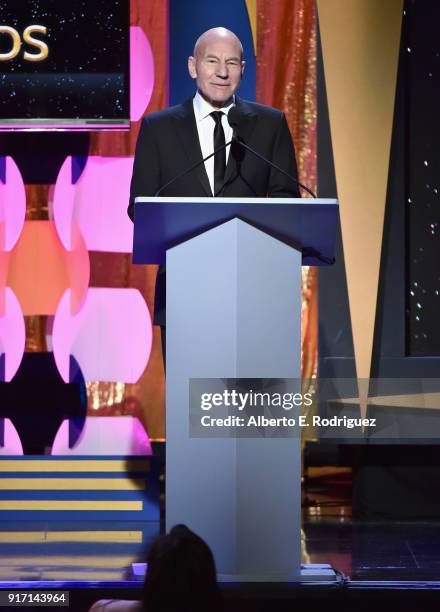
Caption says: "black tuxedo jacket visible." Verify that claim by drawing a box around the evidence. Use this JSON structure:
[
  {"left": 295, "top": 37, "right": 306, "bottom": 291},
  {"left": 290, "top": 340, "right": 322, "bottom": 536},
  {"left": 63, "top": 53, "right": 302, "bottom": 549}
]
[{"left": 128, "top": 95, "right": 300, "bottom": 325}]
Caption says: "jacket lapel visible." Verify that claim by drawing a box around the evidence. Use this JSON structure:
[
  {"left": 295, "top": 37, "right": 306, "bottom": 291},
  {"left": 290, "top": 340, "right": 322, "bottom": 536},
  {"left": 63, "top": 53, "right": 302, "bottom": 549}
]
[
  {"left": 223, "top": 96, "right": 258, "bottom": 188},
  {"left": 172, "top": 97, "right": 212, "bottom": 197}
]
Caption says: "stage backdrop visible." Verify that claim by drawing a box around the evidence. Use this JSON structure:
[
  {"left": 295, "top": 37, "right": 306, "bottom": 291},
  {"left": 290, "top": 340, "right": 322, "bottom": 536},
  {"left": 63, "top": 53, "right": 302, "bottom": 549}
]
[{"left": 20, "top": 0, "right": 317, "bottom": 440}]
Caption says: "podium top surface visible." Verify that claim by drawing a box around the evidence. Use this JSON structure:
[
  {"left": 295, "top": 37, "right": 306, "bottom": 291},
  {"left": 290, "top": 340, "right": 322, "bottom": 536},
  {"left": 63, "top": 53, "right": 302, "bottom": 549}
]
[
  {"left": 135, "top": 196, "right": 337, "bottom": 205},
  {"left": 133, "top": 197, "right": 338, "bottom": 266}
]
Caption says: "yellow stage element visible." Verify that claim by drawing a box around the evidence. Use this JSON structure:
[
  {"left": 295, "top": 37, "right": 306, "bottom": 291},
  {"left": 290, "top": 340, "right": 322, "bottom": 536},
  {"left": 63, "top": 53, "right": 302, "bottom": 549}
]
[
  {"left": 0, "top": 500, "right": 142, "bottom": 511},
  {"left": 0, "top": 478, "right": 145, "bottom": 491},
  {"left": 317, "top": 0, "right": 403, "bottom": 417},
  {"left": 0, "top": 530, "right": 142, "bottom": 543},
  {"left": 0, "top": 555, "right": 137, "bottom": 568},
  {"left": 244, "top": 0, "right": 257, "bottom": 54},
  {"left": 0, "top": 460, "right": 150, "bottom": 472},
  {"left": 332, "top": 392, "right": 440, "bottom": 410},
  {"left": 43, "top": 571, "right": 126, "bottom": 580},
  {"left": 0, "top": 569, "right": 128, "bottom": 581},
  {"left": 0, "top": 569, "right": 39, "bottom": 579}
]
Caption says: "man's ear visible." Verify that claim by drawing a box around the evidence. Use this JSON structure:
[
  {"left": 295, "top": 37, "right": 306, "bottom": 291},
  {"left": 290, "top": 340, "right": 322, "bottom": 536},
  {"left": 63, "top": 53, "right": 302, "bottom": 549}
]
[
  {"left": 240, "top": 60, "right": 246, "bottom": 78},
  {"left": 188, "top": 56, "right": 197, "bottom": 79}
]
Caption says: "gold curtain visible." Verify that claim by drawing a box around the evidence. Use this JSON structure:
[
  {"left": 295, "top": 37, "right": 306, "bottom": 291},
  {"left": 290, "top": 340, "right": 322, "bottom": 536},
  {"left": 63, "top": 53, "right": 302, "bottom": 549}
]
[{"left": 256, "top": 0, "right": 318, "bottom": 380}]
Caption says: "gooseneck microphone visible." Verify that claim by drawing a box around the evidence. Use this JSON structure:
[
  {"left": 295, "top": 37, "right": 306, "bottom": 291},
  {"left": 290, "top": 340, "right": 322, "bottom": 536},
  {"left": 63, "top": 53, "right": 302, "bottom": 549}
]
[
  {"left": 154, "top": 106, "right": 316, "bottom": 199},
  {"left": 154, "top": 139, "right": 233, "bottom": 197},
  {"left": 227, "top": 106, "right": 316, "bottom": 199},
  {"left": 228, "top": 107, "right": 333, "bottom": 263}
]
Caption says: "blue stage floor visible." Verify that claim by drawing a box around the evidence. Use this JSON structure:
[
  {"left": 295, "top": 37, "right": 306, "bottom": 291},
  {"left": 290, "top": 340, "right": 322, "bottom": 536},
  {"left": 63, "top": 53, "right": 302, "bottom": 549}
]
[
  {"left": 0, "top": 519, "right": 440, "bottom": 612},
  {"left": 0, "top": 520, "right": 158, "bottom": 584},
  {"left": 0, "top": 518, "right": 439, "bottom": 584},
  {"left": 0, "top": 466, "right": 440, "bottom": 611}
]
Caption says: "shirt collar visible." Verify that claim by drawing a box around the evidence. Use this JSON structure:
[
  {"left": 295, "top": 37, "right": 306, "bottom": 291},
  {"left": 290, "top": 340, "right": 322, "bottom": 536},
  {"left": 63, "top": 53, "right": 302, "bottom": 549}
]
[{"left": 193, "top": 91, "right": 235, "bottom": 122}]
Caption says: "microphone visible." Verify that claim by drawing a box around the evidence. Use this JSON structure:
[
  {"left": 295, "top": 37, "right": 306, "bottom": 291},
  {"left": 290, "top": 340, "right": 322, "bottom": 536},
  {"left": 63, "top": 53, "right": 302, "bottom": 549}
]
[
  {"left": 228, "top": 109, "right": 333, "bottom": 263},
  {"left": 154, "top": 138, "right": 233, "bottom": 197},
  {"left": 154, "top": 107, "right": 316, "bottom": 198},
  {"left": 227, "top": 106, "right": 241, "bottom": 131},
  {"left": 227, "top": 107, "right": 317, "bottom": 198}
]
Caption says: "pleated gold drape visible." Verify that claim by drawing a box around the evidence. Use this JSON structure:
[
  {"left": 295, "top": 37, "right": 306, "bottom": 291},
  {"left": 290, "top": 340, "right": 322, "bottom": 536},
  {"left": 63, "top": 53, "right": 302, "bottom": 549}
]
[{"left": 256, "top": 0, "right": 318, "bottom": 381}]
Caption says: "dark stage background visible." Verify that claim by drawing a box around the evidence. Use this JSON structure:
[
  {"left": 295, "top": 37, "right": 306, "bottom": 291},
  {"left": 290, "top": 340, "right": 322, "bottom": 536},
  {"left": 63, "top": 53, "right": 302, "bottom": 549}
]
[
  {"left": 406, "top": 0, "right": 440, "bottom": 356},
  {"left": 317, "top": 0, "right": 440, "bottom": 518}
]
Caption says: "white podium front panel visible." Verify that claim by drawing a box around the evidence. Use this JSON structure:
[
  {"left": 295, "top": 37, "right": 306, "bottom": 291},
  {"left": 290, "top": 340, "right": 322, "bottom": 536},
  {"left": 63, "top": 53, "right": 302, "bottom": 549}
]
[{"left": 166, "top": 219, "right": 301, "bottom": 580}]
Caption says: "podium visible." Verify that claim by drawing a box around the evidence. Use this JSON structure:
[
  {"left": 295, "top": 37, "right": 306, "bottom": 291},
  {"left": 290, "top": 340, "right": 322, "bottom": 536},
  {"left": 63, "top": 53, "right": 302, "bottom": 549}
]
[{"left": 134, "top": 196, "right": 338, "bottom": 581}]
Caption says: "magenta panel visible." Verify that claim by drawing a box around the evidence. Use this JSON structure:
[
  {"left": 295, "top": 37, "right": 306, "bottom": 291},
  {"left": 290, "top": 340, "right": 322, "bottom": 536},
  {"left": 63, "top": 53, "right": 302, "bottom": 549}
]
[
  {"left": 52, "top": 288, "right": 152, "bottom": 383},
  {"left": 51, "top": 157, "right": 75, "bottom": 251},
  {"left": 53, "top": 156, "right": 134, "bottom": 253},
  {"left": 0, "top": 288, "right": 26, "bottom": 382},
  {"left": 52, "top": 416, "right": 152, "bottom": 456},
  {"left": 130, "top": 26, "right": 155, "bottom": 122},
  {"left": 0, "top": 419, "right": 24, "bottom": 455},
  {"left": 0, "top": 157, "right": 26, "bottom": 252}
]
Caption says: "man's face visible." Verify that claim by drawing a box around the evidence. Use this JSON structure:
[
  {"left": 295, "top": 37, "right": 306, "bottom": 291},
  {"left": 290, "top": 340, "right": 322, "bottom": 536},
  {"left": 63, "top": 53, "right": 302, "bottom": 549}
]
[{"left": 188, "top": 35, "right": 245, "bottom": 108}]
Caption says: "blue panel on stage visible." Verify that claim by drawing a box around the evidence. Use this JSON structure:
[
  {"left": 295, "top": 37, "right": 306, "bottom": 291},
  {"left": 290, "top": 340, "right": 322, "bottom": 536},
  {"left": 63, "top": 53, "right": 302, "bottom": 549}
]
[
  {"left": 134, "top": 198, "right": 338, "bottom": 266},
  {"left": 0, "top": 157, "right": 5, "bottom": 183},
  {"left": 169, "top": 0, "right": 256, "bottom": 105},
  {"left": 0, "top": 456, "right": 160, "bottom": 522}
]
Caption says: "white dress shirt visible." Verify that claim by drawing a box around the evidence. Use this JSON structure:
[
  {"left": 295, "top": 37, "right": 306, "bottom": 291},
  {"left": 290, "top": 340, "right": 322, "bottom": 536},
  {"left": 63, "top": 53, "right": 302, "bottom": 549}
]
[{"left": 193, "top": 91, "right": 234, "bottom": 195}]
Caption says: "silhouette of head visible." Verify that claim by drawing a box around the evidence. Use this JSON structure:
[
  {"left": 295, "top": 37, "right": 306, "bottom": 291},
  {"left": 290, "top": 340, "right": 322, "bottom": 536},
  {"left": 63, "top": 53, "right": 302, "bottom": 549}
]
[{"left": 142, "top": 524, "right": 222, "bottom": 612}]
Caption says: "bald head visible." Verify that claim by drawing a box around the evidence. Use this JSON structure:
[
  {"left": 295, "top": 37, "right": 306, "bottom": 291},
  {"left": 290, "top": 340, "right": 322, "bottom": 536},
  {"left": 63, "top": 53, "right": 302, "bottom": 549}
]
[
  {"left": 193, "top": 27, "right": 243, "bottom": 60},
  {"left": 188, "top": 27, "right": 245, "bottom": 108}
]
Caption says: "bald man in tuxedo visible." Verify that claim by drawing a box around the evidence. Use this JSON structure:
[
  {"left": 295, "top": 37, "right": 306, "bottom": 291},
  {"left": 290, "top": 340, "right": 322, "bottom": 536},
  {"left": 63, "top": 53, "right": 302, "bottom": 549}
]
[{"left": 129, "top": 27, "right": 299, "bottom": 360}]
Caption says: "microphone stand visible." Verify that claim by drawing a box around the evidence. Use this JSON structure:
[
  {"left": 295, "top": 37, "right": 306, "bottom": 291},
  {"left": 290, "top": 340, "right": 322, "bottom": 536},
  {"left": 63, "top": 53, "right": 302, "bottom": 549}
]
[
  {"left": 155, "top": 140, "right": 233, "bottom": 197},
  {"left": 231, "top": 135, "right": 316, "bottom": 198}
]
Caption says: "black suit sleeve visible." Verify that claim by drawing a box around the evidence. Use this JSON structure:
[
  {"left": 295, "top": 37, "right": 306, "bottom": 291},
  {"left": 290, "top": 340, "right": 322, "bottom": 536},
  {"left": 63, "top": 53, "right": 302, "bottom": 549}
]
[
  {"left": 267, "top": 112, "right": 300, "bottom": 198},
  {"left": 128, "top": 117, "right": 162, "bottom": 221}
]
